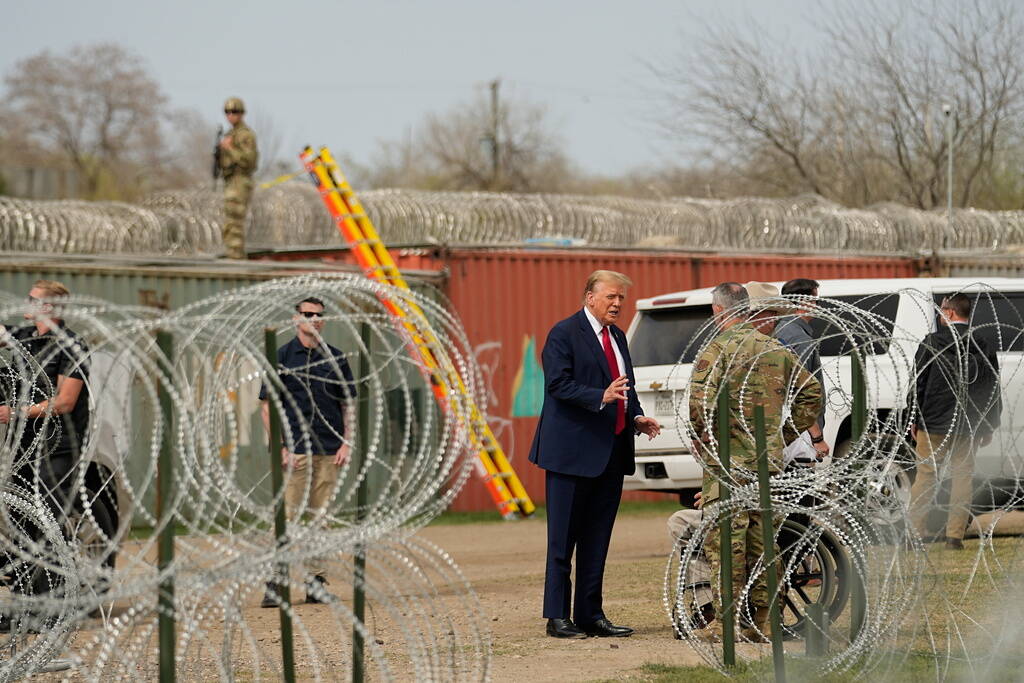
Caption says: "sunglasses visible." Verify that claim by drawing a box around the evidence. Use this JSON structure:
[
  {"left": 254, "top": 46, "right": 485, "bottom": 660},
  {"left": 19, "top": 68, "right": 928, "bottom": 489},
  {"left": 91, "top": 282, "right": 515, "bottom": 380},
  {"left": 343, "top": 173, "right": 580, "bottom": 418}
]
[
  {"left": 299, "top": 311, "right": 324, "bottom": 319},
  {"left": 224, "top": 109, "right": 243, "bottom": 114}
]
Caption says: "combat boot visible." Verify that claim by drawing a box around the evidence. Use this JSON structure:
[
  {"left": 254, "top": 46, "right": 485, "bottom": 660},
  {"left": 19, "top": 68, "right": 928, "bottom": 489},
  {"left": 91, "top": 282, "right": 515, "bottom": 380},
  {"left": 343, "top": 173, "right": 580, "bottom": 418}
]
[
  {"left": 740, "top": 607, "right": 771, "bottom": 642},
  {"left": 692, "top": 620, "right": 723, "bottom": 642}
]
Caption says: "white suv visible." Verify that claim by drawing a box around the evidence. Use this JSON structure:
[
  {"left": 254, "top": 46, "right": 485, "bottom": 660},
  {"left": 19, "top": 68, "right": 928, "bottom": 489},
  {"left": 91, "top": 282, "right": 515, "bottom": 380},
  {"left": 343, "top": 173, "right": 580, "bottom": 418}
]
[{"left": 625, "top": 278, "right": 1024, "bottom": 511}]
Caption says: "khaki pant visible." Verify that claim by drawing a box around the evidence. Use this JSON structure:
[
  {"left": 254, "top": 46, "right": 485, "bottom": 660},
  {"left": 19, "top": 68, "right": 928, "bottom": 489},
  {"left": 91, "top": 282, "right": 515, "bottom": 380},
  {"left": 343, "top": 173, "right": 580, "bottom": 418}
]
[
  {"left": 285, "top": 453, "right": 339, "bottom": 578},
  {"left": 222, "top": 174, "right": 252, "bottom": 259},
  {"left": 908, "top": 431, "right": 976, "bottom": 541},
  {"left": 668, "top": 509, "right": 714, "bottom": 615}
]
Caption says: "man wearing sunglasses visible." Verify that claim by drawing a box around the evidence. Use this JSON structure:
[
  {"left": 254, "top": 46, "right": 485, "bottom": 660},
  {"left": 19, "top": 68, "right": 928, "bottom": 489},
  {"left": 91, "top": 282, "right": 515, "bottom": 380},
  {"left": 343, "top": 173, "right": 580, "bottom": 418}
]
[
  {"left": 259, "top": 296, "right": 356, "bottom": 607},
  {"left": 217, "top": 96, "right": 259, "bottom": 260}
]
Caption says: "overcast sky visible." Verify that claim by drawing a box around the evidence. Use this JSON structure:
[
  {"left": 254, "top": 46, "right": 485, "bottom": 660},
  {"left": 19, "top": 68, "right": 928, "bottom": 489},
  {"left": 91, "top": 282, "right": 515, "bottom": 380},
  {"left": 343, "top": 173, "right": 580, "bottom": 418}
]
[{"left": 2, "top": 0, "right": 817, "bottom": 176}]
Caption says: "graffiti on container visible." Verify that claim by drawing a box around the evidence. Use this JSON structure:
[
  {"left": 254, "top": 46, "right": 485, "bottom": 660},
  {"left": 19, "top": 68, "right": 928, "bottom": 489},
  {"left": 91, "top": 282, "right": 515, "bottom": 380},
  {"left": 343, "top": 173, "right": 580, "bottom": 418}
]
[
  {"left": 472, "top": 340, "right": 515, "bottom": 455},
  {"left": 139, "top": 289, "right": 170, "bottom": 310},
  {"left": 511, "top": 335, "right": 544, "bottom": 418}
]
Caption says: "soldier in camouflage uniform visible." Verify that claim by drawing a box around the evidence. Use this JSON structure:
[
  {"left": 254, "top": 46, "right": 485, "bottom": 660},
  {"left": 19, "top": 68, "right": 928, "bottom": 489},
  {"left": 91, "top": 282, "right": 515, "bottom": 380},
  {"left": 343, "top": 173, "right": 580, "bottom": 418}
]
[
  {"left": 219, "top": 97, "right": 259, "bottom": 259},
  {"left": 687, "top": 282, "right": 822, "bottom": 641}
]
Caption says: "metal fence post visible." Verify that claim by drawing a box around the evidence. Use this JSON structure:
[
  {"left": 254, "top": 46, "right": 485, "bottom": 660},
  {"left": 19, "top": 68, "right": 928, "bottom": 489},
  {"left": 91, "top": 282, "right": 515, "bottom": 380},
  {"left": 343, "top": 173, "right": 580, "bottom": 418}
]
[
  {"left": 849, "top": 352, "right": 867, "bottom": 643},
  {"left": 754, "top": 405, "right": 785, "bottom": 682},
  {"left": 264, "top": 328, "right": 296, "bottom": 683},
  {"left": 352, "top": 322, "right": 371, "bottom": 683},
  {"left": 156, "top": 331, "right": 175, "bottom": 683},
  {"left": 806, "top": 603, "right": 827, "bottom": 657},
  {"left": 716, "top": 385, "right": 735, "bottom": 667}
]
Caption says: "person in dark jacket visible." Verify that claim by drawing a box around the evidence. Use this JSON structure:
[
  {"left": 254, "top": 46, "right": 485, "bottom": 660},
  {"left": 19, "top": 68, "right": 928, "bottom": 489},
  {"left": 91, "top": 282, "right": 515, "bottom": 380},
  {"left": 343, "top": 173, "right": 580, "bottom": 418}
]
[
  {"left": 908, "top": 293, "right": 1002, "bottom": 549},
  {"left": 528, "top": 270, "right": 661, "bottom": 639}
]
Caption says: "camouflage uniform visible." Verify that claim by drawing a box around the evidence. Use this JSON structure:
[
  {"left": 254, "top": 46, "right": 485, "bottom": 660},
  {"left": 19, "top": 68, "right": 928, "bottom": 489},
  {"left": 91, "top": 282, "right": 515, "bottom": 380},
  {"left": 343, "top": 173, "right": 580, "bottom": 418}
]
[
  {"left": 688, "top": 322, "right": 821, "bottom": 613},
  {"left": 219, "top": 103, "right": 258, "bottom": 259}
]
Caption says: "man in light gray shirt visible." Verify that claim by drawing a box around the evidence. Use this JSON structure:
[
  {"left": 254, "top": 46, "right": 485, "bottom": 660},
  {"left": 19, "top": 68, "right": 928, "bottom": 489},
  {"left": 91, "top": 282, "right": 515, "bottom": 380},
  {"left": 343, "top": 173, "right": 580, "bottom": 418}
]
[{"left": 774, "top": 278, "right": 828, "bottom": 458}]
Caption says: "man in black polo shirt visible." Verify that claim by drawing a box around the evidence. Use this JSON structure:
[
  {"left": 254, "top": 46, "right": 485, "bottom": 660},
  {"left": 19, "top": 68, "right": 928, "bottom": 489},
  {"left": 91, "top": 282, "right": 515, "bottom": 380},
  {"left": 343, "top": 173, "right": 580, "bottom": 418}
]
[
  {"left": 0, "top": 279, "right": 90, "bottom": 625},
  {"left": 259, "top": 296, "right": 355, "bottom": 607}
]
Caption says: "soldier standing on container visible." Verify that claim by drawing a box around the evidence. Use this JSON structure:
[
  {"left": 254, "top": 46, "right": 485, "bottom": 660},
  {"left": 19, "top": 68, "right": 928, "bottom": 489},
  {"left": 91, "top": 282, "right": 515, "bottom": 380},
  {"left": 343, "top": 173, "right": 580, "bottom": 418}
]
[
  {"left": 687, "top": 282, "right": 821, "bottom": 642},
  {"left": 218, "top": 97, "right": 258, "bottom": 259}
]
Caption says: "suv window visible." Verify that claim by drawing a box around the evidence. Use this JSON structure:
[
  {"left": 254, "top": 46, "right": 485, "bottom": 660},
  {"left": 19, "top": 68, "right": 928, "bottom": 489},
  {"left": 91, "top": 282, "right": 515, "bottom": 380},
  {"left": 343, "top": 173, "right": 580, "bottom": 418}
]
[
  {"left": 934, "top": 291, "right": 1024, "bottom": 352},
  {"left": 811, "top": 294, "right": 900, "bottom": 356},
  {"left": 631, "top": 305, "right": 716, "bottom": 366}
]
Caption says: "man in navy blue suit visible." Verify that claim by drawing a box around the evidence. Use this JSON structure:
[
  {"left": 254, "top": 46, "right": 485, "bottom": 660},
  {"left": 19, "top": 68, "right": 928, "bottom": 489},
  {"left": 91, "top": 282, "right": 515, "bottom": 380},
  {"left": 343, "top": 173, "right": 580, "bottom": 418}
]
[{"left": 529, "top": 270, "right": 662, "bottom": 639}]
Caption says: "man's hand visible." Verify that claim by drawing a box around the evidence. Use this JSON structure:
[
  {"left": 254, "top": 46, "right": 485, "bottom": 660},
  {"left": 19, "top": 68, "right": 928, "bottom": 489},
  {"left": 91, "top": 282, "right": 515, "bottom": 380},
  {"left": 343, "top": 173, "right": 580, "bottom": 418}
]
[
  {"left": 813, "top": 439, "right": 830, "bottom": 458},
  {"left": 0, "top": 406, "right": 9, "bottom": 424},
  {"left": 694, "top": 491, "right": 703, "bottom": 509},
  {"left": 635, "top": 416, "right": 661, "bottom": 439},
  {"left": 334, "top": 443, "right": 351, "bottom": 466},
  {"left": 219, "top": 135, "right": 233, "bottom": 150},
  {"left": 281, "top": 447, "right": 295, "bottom": 469},
  {"left": 603, "top": 375, "right": 629, "bottom": 404}
]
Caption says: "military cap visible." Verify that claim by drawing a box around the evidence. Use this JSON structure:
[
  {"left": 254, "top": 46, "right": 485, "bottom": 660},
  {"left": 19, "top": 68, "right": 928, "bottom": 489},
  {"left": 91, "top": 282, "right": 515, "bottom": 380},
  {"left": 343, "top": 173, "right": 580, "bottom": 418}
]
[{"left": 224, "top": 97, "right": 246, "bottom": 113}]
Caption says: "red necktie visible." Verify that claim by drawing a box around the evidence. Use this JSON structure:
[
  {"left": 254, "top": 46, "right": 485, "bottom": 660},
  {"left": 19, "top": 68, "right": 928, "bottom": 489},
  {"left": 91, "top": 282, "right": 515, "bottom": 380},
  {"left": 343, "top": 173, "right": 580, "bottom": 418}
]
[{"left": 601, "top": 326, "right": 626, "bottom": 434}]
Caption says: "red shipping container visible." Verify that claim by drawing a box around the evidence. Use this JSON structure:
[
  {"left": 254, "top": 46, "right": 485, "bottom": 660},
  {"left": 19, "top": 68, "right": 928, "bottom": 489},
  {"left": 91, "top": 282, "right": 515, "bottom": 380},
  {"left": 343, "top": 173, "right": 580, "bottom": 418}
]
[{"left": 260, "top": 246, "right": 921, "bottom": 512}]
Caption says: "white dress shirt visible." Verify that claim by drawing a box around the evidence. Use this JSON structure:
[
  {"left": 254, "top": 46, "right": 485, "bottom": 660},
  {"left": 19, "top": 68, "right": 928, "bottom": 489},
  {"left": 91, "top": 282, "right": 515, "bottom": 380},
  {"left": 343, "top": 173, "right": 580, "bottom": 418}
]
[{"left": 583, "top": 307, "right": 627, "bottom": 411}]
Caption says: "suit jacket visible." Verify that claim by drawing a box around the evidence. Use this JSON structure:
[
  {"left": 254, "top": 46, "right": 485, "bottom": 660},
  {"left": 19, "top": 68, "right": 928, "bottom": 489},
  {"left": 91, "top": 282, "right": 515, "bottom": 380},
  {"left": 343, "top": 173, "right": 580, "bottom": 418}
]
[{"left": 528, "top": 310, "right": 644, "bottom": 477}]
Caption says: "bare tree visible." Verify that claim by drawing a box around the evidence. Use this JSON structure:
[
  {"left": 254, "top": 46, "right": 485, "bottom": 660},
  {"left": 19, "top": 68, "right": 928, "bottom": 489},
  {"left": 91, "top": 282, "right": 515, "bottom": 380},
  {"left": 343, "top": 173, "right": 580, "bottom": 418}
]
[
  {"left": 658, "top": 0, "right": 1024, "bottom": 209},
  {"left": 3, "top": 43, "right": 168, "bottom": 198},
  {"left": 358, "top": 91, "right": 574, "bottom": 193}
]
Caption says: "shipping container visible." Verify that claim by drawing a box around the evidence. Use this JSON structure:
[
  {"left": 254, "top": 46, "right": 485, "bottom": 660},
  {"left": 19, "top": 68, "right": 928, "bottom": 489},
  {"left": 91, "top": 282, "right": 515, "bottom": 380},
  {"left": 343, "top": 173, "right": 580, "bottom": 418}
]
[
  {"left": 937, "top": 252, "right": 1024, "bottom": 279},
  {"left": 258, "top": 245, "right": 922, "bottom": 512},
  {"left": 0, "top": 252, "right": 444, "bottom": 525}
]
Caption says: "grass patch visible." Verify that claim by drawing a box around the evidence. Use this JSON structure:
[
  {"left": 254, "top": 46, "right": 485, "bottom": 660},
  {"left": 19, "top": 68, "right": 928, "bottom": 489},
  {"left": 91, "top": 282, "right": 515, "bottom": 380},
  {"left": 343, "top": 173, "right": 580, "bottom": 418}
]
[{"left": 622, "top": 652, "right": 1024, "bottom": 682}]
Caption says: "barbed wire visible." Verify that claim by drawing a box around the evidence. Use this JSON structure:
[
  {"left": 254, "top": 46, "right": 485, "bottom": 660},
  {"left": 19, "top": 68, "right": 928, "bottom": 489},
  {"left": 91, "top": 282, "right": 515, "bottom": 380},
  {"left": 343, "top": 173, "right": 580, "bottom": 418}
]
[
  {"left": 663, "top": 289, "right": 1024, "bottom": 678},
  {"left": 0, "top": 276, "right": 489, "bottom": 680},
  {"left": 3, "top": 185, "right": 1024, "bottom": 255}
]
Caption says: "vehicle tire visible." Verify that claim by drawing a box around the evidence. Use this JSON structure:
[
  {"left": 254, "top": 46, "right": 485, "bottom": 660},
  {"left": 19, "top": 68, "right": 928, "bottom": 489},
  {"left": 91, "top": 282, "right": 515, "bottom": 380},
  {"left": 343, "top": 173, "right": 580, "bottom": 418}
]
[{"left": 834, "top": 435, "right": 914, "bottom": 529}]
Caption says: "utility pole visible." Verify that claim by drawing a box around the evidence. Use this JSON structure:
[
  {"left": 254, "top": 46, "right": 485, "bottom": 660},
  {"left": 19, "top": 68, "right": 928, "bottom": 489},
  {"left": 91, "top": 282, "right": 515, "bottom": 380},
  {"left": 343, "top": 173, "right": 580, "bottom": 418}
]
[
  {"left": 944, "top": 103, "right": 954, "bottom": 241},
  {"left": 489, "top": 78, "right": 501, "bottom": 190}
]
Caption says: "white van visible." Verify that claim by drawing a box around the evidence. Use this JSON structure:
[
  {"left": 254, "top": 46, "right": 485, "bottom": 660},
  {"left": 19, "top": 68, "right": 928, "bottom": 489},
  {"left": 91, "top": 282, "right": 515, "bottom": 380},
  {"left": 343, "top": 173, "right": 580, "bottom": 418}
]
[{"left": 625, "top": 278, "right": 1024, "bottom": 512}]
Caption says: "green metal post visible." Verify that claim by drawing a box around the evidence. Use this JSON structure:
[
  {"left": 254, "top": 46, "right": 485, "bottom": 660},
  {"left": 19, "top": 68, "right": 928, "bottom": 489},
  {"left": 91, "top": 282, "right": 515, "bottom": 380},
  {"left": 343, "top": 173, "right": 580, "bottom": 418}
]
[
  {"left": 849, "top": 352, "right": 867, "bottom": 643},
  {"left": 716, "top": 386, "right": 735, "bottom": 668},
  {"left": 264, "top": 328, "right": 296, "bottom": 683},
  {"left": 851, "top": 352, "right": 866, "bottom": 443},
  {"left": 806, "top": 603, "right": 826, "bottom": 658},
  {"left": 352, "top": 322, "right": 371, "bottom": 683},
  {"left": 156, "top": 331, "right": 175, "bottom": 683},
  {"left": 754, "top": 405, "right": 785, "bottom": 682}
]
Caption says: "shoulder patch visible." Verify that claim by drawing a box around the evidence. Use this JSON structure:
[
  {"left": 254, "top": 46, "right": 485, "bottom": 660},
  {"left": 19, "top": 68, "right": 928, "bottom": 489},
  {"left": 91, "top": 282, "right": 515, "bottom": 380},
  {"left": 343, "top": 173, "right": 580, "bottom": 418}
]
[{"left": 696, "top": 358, "right": 710, "bottom": 372}]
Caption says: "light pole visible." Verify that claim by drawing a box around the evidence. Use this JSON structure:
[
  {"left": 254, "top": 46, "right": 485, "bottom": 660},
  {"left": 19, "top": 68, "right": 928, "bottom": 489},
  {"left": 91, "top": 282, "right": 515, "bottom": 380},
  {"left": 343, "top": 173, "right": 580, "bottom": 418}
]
[{"left": 943, "top": 103, "right": 954, "bottom": 244}]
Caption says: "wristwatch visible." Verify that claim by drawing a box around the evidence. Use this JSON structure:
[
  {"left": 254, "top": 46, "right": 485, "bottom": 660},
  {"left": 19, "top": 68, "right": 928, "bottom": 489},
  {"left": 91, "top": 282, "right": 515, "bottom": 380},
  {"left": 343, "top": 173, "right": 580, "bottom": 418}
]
[{"left": 810, "top": 435, "right": 825, "bottom": 444}]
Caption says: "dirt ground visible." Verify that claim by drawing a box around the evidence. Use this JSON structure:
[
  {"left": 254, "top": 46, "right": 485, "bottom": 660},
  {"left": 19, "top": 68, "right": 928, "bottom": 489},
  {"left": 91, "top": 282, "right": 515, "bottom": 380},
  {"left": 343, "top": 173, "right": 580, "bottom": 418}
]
[
  {"left": 416, "top": 507, "right": 709, "bottom": 682},
  {"left": 23, "top": 504, "right": 772, "bottom": 681}
]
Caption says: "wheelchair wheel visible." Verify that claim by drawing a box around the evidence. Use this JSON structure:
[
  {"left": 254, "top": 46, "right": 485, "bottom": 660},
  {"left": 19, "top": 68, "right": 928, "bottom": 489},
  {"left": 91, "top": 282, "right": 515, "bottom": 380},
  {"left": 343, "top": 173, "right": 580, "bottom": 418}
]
[{"left": 777, "top": 517, "right": 849, "bottom": 638}]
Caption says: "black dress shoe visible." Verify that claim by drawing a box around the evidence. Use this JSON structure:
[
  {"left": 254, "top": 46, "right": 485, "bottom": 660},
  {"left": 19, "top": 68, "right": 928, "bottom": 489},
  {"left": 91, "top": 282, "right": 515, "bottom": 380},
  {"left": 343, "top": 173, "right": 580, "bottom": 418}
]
[
  {"left": 546, "top": 618, "right": 587, "bottom": 639},
  {"left": 578, "top": 617, "right": 634, "bottom": 637}
]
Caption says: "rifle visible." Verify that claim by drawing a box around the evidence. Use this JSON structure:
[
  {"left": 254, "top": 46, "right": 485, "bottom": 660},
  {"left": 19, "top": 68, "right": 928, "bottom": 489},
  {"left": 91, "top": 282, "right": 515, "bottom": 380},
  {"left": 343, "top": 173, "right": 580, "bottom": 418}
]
[{"left": 212, "top": 126, "right": 224, "bottom": 189}]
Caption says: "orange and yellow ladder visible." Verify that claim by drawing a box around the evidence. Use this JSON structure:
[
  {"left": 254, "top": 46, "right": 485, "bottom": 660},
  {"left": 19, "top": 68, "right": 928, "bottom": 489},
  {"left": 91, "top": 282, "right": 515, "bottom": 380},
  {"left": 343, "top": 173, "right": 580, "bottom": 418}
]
[{"left": 299, "top": 146, "right": 535, "bottom": 519}]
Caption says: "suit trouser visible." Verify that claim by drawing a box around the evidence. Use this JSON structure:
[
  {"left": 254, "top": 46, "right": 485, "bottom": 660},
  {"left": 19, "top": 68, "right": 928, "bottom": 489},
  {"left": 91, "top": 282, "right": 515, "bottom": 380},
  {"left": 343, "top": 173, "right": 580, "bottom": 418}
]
[
  {"left": 284, "top": 453, "right": 339, "bottom": 578},
  {"left": 542, "top": 432, "right": 628, "bottom": 623},
  {"left": 908, "top": 431, "right": 976, "bottom": 541}
]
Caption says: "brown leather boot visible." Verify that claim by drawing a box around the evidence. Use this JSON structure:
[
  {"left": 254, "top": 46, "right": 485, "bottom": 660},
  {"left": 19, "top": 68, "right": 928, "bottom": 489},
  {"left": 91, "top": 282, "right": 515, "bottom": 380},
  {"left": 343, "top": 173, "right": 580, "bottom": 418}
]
[
  {"left": 693, "top": 619, "right": 724, "bottom": 641},
  {"left": 740, "top": 607, "right": 771, "bottom": 642}
]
